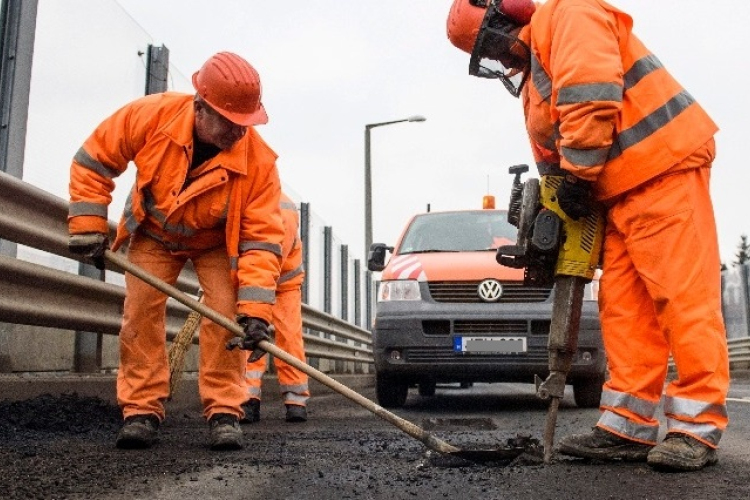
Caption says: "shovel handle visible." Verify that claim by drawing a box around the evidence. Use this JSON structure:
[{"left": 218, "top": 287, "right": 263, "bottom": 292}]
[{"left": 104, "top": 250, "right": 460, "bottom": 455}]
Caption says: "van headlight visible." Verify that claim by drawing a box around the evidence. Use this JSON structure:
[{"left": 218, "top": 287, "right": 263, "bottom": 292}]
[{"left": 378, "top": 280, "right": 421, "bottom": 301}]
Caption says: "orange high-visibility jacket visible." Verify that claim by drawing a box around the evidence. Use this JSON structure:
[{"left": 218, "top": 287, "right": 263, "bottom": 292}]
[
  {"left": 68, "top": 92, "right": 284, "bottom": 322},
  {"left": 278, "top": 192, "right": 305, "bottom": 292},
  {"left": 522, "top": 0, "right": 718, "bottom": 199}
]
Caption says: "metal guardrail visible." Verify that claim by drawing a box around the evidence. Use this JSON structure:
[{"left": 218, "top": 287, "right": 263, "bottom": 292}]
[
  {"left": 4, "top": 170, "right": 749, "bottom": 371},
  {"left": 728, "top": 337, "right": 750, "bottom": 369},
  {"left": 0, "top": 171, "right": 373, "bottom": 366}
]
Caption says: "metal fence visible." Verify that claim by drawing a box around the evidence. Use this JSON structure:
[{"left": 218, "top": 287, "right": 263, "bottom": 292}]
[
  {"left": 722, "top": 265, "right": 750, "bottom": 371},
  {"left": 0, "top": 170, "right": 373, "bottom": 373}
]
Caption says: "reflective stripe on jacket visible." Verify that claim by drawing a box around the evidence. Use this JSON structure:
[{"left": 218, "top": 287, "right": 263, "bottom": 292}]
[
  {"left": 68, "top": 92, "right": 284, "bottom": 321},
  {"left": 523, "top": 0, "right": 718, "bottom": 200}
]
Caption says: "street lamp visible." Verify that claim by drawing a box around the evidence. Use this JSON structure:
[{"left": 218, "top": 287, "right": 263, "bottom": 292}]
[{"left": 364, "top": 115, "right": 426, "bottom": 259}]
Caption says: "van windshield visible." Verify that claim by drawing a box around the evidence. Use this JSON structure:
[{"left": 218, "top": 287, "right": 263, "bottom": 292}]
[{"left": 398, "top": 211, "right": 517, "bottom": 254}]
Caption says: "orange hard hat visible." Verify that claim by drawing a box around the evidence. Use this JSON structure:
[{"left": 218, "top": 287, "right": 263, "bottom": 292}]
[
  {"left": 192, "top": 52, "right": 268, "bottom": 126},
  {"left": 446, "top": 0, "right": 535, "bottom": 54}
]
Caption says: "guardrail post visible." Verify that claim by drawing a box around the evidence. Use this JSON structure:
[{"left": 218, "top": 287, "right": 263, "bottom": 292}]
[
  {"left": 299, "top": 202, "right": 310, "bottom": 305},
  {"left": 144, "top": 44, "right": 169, "bottom": 95},
  {"left": 366, "top": 270, "right": 373, "bottom": 332},
  {"left": 324, "top": 226, "right": 344, "bottom": 373},
  {"left": 298, "top": 202, "right": 318, "bottom": 369},
  {"left": 341, "top": 244, "right": 356, "bottom": 374},
  {"left": 340, "top": 245, "right": 349, "bottom": 322},
  {"left": 0, "top": 0, "right": 37, "bottom": 373},
  {"left": 354, "top": 259, "right": 361, "bottom": 328},
  {"left": 323, "top": 226, "right": 332, "bottom": 318},
  {"left": 73, "top": 262, "right": 104, "bottom": 372},
  {"left": 722, "top": 265, "right": 750, "bottom": 339}
]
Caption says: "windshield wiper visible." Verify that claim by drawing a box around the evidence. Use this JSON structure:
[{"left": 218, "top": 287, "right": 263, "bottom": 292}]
[{"left": 402, "top": 249, "right": 460, "bottom": 254}]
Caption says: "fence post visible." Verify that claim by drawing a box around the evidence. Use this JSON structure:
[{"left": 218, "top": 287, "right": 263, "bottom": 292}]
[
  {"left": 73, "top": 262, "right": 104, "bottom": 372},
  {"left": 722, "top": 265, "right": 750, "bottom": 339}
]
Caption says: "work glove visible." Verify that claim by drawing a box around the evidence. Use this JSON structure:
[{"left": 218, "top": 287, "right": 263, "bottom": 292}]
[
  {"left": 227, "top": 315, "right": 270, "bottom": 362},
  {"left": 556, "top": 174, "right": 593, "bottom": 220},
  {"left": 68, "top": 232, "right": 109, "bottom": 270}
]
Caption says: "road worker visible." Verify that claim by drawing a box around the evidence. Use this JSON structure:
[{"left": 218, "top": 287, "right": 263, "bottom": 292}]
[
  {"left": 67, "top": 51, "right": 285, "bottom": 451},
  {"left": 241, "top": 192, "right": 310, "bottom": 424},
  {"left": 447, "top": 0, "right": 729, "bottom": 471}
]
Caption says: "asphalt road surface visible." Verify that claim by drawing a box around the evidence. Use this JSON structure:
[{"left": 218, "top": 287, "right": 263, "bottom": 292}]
[{"left": 2, "top": 378, "right": 750, "bottom": 500}]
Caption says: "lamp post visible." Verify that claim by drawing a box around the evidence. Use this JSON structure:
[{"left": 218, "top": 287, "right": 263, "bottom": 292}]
[{"left": 364, "top": 115, "right": 426, "bottom": 259}]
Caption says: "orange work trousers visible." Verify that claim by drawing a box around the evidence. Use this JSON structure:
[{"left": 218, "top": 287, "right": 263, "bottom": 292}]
[
  {"left": 245, "top": 284, "right": 309, "bottom": 407},
  {"left": 597, "top": 166, "right": 729, "bottom": 448},
  {"left": 117, "top": 234, "right": 247, "bottom": 421}
]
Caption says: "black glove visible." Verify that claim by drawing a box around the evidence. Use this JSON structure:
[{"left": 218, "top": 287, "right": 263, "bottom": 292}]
[
  {"left": 227, "top": 316, "right": 270, "bottom": 362},
  {"left": 556, "top": 174, "right": 593, "bottom": 220},
  {"left": 68, "top": 232, "right": 109, "bottom": 270}
]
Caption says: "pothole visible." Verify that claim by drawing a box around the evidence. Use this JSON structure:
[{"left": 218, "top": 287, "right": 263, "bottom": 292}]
[
  {"left": 421, "top": 417, "right": 498, "bottom": 431},
  {"left": 420, "top": 434, "right": 544, "bottom": 468}
]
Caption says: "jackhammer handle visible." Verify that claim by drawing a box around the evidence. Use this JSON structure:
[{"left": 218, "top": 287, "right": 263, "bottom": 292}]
[{"left": 103, "top": 250, "right": 461, "bottom": 455}]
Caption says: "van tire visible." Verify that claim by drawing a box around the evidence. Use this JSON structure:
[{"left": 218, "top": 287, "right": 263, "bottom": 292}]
[
  {"left": 418, "top": 380, "right": 436, "bottom": 397},
  {"left": 573, "top": 374, "right": 604, "bottom": 408},
  {"left": 376, "top": 373, "right": 408, "bottom": 408}
]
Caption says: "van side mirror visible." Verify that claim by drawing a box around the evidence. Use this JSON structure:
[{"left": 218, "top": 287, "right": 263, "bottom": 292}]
[{"left": 367, "top": 243, "right": 393, "bottom": 272}]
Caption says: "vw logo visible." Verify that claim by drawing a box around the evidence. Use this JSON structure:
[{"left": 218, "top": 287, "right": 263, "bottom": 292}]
[{"left": 477, "top": 279, "right": 503, "bottom": 302}]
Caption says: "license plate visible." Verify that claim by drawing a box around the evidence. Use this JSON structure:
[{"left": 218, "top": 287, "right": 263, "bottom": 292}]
[{"left": 453, "top": 336, "right": 527, "bottom": 354}]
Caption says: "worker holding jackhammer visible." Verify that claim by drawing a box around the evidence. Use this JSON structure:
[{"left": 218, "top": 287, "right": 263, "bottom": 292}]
[
  {"left": 241, "top": 192, "right": 310, "bottom": 424},
  {"left": 67, "top": 51, "right": 285, "bottom": 451},
  {"left": 447, "top": 0, "right": 729, "bottom": 471}
]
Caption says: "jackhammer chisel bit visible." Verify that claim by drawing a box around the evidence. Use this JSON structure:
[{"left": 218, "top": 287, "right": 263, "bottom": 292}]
[{"left": 535, "top": 275, "right": 586, "bottom": 463}]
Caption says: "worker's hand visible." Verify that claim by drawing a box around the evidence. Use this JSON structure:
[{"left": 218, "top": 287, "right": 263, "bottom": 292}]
[
  {"left": 227, "top": 316, "right": 270, "bottom": 361},
  {"left": 68, "top": 232, "right": 109, "bottom": 270},
  {"left": 556, "top": 175, "right": 593, "bottom": 220}
]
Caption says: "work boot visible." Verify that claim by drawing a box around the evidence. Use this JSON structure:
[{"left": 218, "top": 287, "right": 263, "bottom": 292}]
[
  {"left": 647, "top": 433, "right": 718, "bottom": 472},
  {"left": 208, "top": 413, "right": 243, "bottom": 451},
  {"left": 285, "top": 404, "right": 307, "bottom": 423},
  {"left": 240, "top": 399, "right": 261, "bottom": 424},
  {"left": 115, "top": 414, "right": 160, "bottom": 449},
  {"left": 557, "top": 426, "right": 652, "bottom": 461}
]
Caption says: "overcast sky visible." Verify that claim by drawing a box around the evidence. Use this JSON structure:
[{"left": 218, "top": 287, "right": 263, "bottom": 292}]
[{"left": 89, "top": 1, "right": 750, "bottom": 262}]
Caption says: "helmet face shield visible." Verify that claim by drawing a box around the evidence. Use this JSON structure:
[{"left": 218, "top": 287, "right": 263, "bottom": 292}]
[{"left": 469, "top": 3, "right": 531, "bottom": 97}]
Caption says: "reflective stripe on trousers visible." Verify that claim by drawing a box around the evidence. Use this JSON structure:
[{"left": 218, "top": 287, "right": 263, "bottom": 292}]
[{"left": 245, "top": 285, "right": 309, "bottom": 406}]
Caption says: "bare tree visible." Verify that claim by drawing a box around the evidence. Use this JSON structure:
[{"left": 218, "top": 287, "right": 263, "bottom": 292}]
[{"left": 734, "top": 234, "right": 750, "bottom": 266}]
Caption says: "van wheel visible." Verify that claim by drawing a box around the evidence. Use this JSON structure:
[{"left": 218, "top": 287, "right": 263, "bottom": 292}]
[
  {"left": 573, "top": 374, "right": 604, "bottom": 408},
  {"left": 418, "top": 380, "right": 436, "bottom": 397},
  {"left": 376, "top": 373, "right": 408, "bottom": 408}
]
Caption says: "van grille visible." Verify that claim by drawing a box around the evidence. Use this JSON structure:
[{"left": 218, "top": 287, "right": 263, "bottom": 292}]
[
  {"left": 428, "top": 281, "right": 552, "bottom": 303},
  {"left": 406, "top": 347, "right": 548, "bottom": 363},
  {"left": 453, "top": 320, "right": 529, "bottom": 335}
]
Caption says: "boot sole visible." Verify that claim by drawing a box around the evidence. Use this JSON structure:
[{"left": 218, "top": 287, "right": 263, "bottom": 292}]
[
  {"left": 647, "top": 450, "right": 718, "bottom": 472},
  {"left": 210, "top": 432, "right": 243, "bottom": 451},
  {"left": 558, "top": 443, "right": 651, "bottom": 462},
  {"left": 285, "top": 406, "right": 307, "bottom": 423}
]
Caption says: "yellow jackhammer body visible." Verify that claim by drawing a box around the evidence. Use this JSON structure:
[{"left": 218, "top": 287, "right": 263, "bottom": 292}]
[{"left": 497, "top": 165, "right": 605, "bottom": 463}]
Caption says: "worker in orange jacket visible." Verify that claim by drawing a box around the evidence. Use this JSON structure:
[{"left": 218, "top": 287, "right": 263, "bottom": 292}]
[
  {"left": 67, "top": 52, "right": 285, "bottom": 452},
  {"left": 241, "top": 192, "right": 309, "bottom": 424},
  {"left": 447, "top": 0, "right": 729, "bottom": 471}
]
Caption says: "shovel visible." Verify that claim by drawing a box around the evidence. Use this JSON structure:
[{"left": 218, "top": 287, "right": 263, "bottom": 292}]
[{"left": 104, "top": 249, "right": 470, "bottom": 458}]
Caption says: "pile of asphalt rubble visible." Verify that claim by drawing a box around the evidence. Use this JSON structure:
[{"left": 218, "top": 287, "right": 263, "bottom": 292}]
[{"left": 0, "top": 392, "right": 122, "bottom": 440}]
